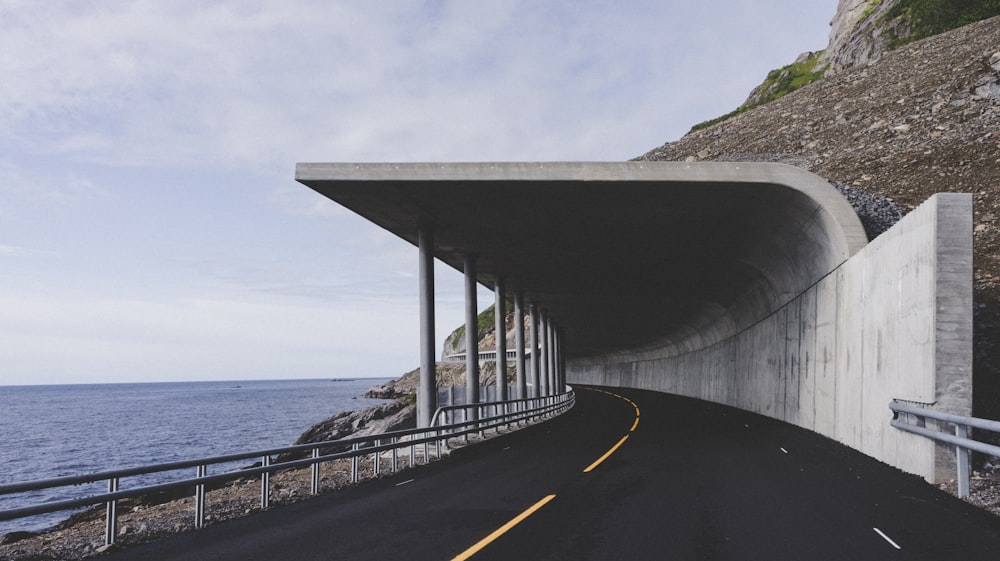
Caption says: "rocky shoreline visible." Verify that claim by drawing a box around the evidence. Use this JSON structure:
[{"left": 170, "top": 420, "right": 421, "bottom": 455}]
[{"left": 0, "top": 375, "right": 465, "bottom": 561}]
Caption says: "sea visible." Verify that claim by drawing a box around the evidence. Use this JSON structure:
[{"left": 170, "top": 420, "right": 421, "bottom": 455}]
[{"left": 0, "top": 378, "right": 391, "bottom": 536}]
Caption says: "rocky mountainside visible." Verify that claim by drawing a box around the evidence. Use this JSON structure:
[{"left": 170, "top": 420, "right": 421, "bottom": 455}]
[
  {"left": 824, "top": 0, "right": 913, "bottom": 74},
  {"left": 639, "top": 16, "right": 1000, "bottom": 417}
]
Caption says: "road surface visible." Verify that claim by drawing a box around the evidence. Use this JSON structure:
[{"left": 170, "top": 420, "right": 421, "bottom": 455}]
[{"left": 107, "top": 386, "right": 1000, "bottom": 560}]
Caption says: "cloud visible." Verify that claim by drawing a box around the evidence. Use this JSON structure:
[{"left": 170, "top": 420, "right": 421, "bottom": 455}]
[
  {"left": 0, "top": 0, "right": 835, "bottom": 171},
  {"left": 0, "top": 0, "right": 840, "bottom": 386},
  {"left": 268, "top": 183, "right": 349, "bottom": 219},
  {"left": 0, "top": 245, "right": 27, "bottom": 256},
  {"left": 0, "top": 285, "right": 421, "bottom": 384}
]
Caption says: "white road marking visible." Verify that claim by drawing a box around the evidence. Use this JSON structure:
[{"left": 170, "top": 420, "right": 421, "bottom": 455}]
[
  {"left": 780, "top": 447, "right": 788, "bottom": 454},
  {"left": 873, "top": 527, "right": 902, "bottom": 550},
  {"left": 396, "top": 479, "right": 415, "bottom": 487}
]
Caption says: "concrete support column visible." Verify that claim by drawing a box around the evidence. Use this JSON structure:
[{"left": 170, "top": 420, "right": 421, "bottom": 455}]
[
  {"left": 560, "top": 329, "right": 566, "bottom": 392},
  {"left": 417, "top": 226, "right": 437, "bottom": 429},
  {"left": 494, "top": 276, "right": 508, "bottom": 403},
  {"left": 464, "top": 255, "right": 480, "bottom": 419},
  {"left": 551, "top": 325, "right": 560, "bottom": 394},
  {"left": 514, "top": 289, "right": 527, "bottom": 400},
  {"left": 556, "top": 326, "right": 565, "bottom": 393},
  {"left": 547, "top": 317, "right": 556, "bottom": 396},
  {"left": 540, "top": 311, "right": 550, "bottom": 397},
  {"left": 529, "top": 304, "right": 540, "bottom": 399}
]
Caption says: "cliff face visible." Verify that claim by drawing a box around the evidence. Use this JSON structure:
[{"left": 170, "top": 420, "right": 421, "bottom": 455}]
[
  {"left": 824, "top": 0, "right": 912, "bottom": 74},
  {"left": 639, "top": 16, "right": 1000, "bottom": 417}
]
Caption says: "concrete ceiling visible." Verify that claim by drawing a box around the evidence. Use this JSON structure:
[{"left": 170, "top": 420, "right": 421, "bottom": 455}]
[{"left": 296, "top": 162, "right": 867, "bottom": 361}]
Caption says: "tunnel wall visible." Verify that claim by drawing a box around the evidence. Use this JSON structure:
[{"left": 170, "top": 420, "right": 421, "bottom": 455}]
[{"left": 568, "top": 193, "right": 973, "bottom": 483}]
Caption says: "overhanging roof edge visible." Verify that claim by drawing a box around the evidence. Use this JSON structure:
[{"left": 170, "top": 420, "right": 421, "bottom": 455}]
[{"left": 294, "top": 161, "right": 868, "bottom": 257}]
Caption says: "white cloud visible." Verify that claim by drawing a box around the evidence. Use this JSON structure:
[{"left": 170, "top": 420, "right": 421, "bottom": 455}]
[
  {"left": 1, "top": 0, "right": 836, "bottom": 169},
  {"left": 0, "top": 286, "right": 420, "bottom": 385},
  {"left": 0, "top": 0, "right": 840, "bottom": 385},
  {"left": 0, "top": 244, "right": 27, "bottom": 256}
]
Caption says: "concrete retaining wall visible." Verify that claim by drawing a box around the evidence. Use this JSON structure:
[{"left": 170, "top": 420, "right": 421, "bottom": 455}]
[{"left": 568, "top": 193, "right": 973, "bottom": 483}]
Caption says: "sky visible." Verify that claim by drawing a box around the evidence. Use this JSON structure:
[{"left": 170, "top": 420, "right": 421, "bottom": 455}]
[{"left": 0, "top": 0, "right": 838, "bottom": 385}]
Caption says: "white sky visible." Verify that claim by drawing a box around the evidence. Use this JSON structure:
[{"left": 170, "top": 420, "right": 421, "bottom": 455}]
[{"left": 0, "top": 0, "right": 837, "bottom": 385}]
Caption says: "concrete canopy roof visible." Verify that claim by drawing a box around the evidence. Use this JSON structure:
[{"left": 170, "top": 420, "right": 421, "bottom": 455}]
[{"left": 296, "top": 162, "right": 867, "bottom": 361}]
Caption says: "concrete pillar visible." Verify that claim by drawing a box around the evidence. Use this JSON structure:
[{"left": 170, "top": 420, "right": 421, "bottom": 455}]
[
  {"left": 560, "top": 329, "right": 566, "bottom": 392},
  {"left": 464, "top": 255, "right": 480, "bottom": 417},
  {"left": 540, "top": 311, "right": 550, "bottom": 397},
  {"left": 417, "top": 226, "right": 437, "bottom": 428},
  {"left": 514, "top": 289, "right": 527, "bottom": 400},
  {"left": 556, "top": 329, "right": 566, "bottom": 393},
  {"left": 529, "top": 304, "right": 540, "bottom": 399},
  {"left": 556, "top": 326, "right": 565, "bottom": 393},
  {"left": 548, "top": 317, "right": 556, "bottom": 395},
  {"left": 495, "top": 276, "right": 508, "bottom": 403}
]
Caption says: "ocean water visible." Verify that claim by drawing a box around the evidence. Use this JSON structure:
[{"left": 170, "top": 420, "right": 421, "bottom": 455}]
[{"left": 0, "top": 378, "right": 391, "bottom": 535}]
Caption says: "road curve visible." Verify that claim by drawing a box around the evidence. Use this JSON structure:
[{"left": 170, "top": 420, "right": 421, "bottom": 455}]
[{"left": 107, "top": 387, "right": 1000, "bottom": 560}]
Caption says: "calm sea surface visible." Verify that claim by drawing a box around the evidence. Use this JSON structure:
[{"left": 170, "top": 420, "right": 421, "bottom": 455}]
[{"left": 0, "top": 378, "right": 391, "bottom": 534}]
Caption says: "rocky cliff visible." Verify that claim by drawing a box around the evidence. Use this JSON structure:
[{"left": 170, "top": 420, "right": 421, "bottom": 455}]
[
  {"left": 824, "top": 0, "right": 912, "bottom": 74},
  {"left": 729, "top": 1, "right": 998, "bottom": 122}
]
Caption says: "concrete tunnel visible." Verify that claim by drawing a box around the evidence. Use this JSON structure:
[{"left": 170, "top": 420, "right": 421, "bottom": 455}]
[{"left": 296, "top": 161, "right": 973, "bottom": 485}]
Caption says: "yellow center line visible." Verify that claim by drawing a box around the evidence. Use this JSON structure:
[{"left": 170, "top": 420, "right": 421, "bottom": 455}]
[
  {"left": 450, "top": 494, "right": 557, "bottom": 561},
  {"left": 583, "top": 434, "right": 629, "bottom": 473},
  {"left": 579, "top": 387, "right": 641, "bottom": 472}
]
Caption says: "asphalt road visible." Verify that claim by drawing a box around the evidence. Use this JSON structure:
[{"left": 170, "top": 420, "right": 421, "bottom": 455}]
[{"left": 107, "top": 386, "right": 1000, "bottom": 560}]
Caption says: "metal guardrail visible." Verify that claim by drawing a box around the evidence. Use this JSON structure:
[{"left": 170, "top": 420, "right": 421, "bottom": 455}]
[
  {"left": 442, "top": 348, "right": 532, "bottom": 363},
  {"left": 0, "top": 390, "right": 575, "bottom": 546},
  {"left": 890, "top": 400, "right": 1000, "bottom": 498}
]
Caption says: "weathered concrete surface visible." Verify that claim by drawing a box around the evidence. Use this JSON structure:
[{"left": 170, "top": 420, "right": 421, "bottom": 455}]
[
  {"left": 571, "top": 194, "right": 973, "bottom": 483},
  {"left": 296, "top": 162, "right": 972, "bottom": 483}
]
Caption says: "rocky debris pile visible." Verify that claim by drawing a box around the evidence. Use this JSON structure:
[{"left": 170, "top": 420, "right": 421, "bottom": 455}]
[
  {"left": 830, "top": 181, "right": 906, "bottom": 240},
  {"left": 714, "top": 153, "right": 905, "bottom": 240}
]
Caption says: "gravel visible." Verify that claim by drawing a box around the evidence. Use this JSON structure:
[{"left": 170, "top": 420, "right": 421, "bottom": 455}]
[{"left": 714, "top": 153, "right": 906, "bottom": 240}]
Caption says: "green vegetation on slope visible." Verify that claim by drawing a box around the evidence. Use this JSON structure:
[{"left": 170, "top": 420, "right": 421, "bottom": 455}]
[
  {"left": 689, "top": 51, "right": 827, "bottom": 134},
  {"left": 884, "top": 0, "right": 1000, "bottom": 47},
  {"left": 448, "top": 301, "right": 516, "bottom": 347},
  {"left": 688, "top": 1, "right": 999, "bottom": 135}
]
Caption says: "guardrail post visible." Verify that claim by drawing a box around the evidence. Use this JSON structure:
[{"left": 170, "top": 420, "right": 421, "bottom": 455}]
[
  {"left": 105, "top": 477, "right": 119, "bottom": 546},
  {"left": 195, "top": 465, "right": 207, "bottom": 528},
  {"left": 260, "top": 456, "right": 271, "bottom": 509},
  {"left": 479, "top": 405, "right": 486, "bottom": 437},
  {"left": 374, "top": 439, "right": 381, "bottom": 475},
  {"left": 956, "top": 424, "right": 971, "bottom": 498},
  {"left": 392, "top": 437, "right": 399, "bottom": 472},
  {"left": 351, "top": 443, "right": 360, "bottom": 483},
  {"left": 311, "top": 448, "right": 320, "bottom": 495}
]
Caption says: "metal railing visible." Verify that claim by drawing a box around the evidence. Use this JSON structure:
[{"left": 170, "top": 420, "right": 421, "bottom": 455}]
[
  {"left": 431, "top": 393, "right": 572, "bottom": 429},
  {"left": 0, "top": 390, "right": 575, "bottom": 546},
  {"left": 442, "top": 348, "right": 532, "bottom": 363},
  {"left": 890, "top": 400, "right": 1000, "bottom": 498}
]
